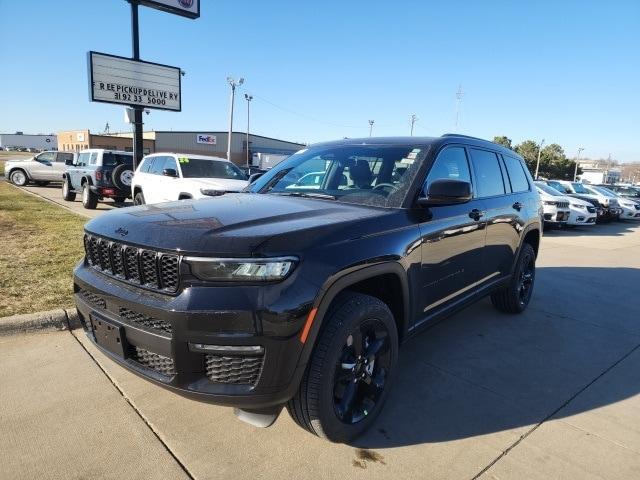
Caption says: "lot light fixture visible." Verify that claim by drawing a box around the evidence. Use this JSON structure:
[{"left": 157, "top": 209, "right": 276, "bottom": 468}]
[{"left": 226, "top": 77, "right": 245, "bottom": 162}]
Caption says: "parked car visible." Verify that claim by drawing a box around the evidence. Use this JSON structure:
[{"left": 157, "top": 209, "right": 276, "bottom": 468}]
[
  {"left": 607, "top": 185, "right": 640, "bottom": 203},
  {"left": 587, "top": 185, "right": 640, "bottom": 221},
  {"left": 545, "top": 180, "right": 618, "bottom": 222},
  {"left": 62, "top": 149, "right": 134, "bottom": 209},
  {"left": 535, "top": 182, "right": 596, "bottom": 227},
  {"left": 131, "top": 153, "right": 249, "bottom": 205},
  {"left": 4, "top": 151, "right": 76, "bottom": 186},
  {"left": 74, "top": 134, "right": 542, "bottom": 442},
  {"left": 534, "top": 182, "right": 571, "bottom": 227}
]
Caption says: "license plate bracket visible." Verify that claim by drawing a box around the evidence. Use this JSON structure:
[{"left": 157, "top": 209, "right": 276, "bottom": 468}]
[{"left": 91, "top": 315, "right": 128, "bottom": 357}]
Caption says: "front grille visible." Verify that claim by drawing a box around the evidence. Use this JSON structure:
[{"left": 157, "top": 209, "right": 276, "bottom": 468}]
[
  {"left": 119, "top": 307, "right": 172, "bottom": 336},
  {"left": 78, "top": 289, "right": 106, "bottom": 310},
  {"left": 84, "top": 234, "right": 179, "bottom": 293},
  {"left": 557, "top": 201, "right": 569, "bottom": 209},
  {"left": 132, "top": 347, "right": 176, "bottom": 377},
  {"left": 205, "top": 354, "right": 264, "bottom": 386},
  {"left": 587, "top": 206, "right": 596, "bottom": 213}
]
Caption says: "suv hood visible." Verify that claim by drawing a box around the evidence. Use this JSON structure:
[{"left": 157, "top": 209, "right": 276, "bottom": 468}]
[
  {"left": 187, "top": 177, "right": 248, "bottom": 192},
  {"left": 84, "top": 193, "right": 392, "bottom": 255}
]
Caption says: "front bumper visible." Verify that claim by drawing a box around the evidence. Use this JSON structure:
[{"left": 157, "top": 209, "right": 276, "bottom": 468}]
[
  {"left": 73, "top": 262, "right": 312, "bottom": 409},
  {"left": 543, "top": 209, "right": 570, "bottom": 223}
]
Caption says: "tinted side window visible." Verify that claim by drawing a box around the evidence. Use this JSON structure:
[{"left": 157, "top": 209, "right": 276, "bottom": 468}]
[
  {"left": 164, "top": 157, "right": 178, "bottom": 173},
  {"left": 77, "top": 152, "right": 91, "bottom": 166},
  {"left": 149, "top": 157, "right": 166, "bottom": 175},
  {"left": 424, "top": 146, "right": 471, "bottom": 190},
  {"left": 470, "top": 149, "right": 505, "bottom": 198},
  {"left": 503, "top": 155, "right": 530, "bottom": 193},
  {"left": 56, "top": 153, "right": 74, "bottom": 163},
  {"left": 89, "top": 153, "right": 98, "bottom": 165}
]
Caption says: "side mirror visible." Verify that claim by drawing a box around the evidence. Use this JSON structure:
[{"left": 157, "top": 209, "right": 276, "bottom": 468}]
[
  {"left": 163, "top": 168, "right": 178, "bottom": 177},
  {"left": 417, "top": 179, "right": 472, "bottom": 207},
  {"left": 248, "top": 172, "right": 264, "bottom": 184},
  {"left": 65, "top": 159, "right": 74, "bottom": 166}
]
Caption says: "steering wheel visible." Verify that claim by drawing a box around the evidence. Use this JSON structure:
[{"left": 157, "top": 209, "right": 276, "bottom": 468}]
[{"left": 373, "top": 183, "right": 399, "bottom": 193}]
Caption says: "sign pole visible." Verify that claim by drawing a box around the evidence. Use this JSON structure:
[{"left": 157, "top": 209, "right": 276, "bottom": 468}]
[{"left": 130, "top": 0, "right": 144, "bottom": 170}]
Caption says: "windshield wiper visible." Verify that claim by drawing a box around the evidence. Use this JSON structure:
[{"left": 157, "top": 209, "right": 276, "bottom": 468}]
[{"left": 272, "top": 191, "right": 337, "bottom": 200}]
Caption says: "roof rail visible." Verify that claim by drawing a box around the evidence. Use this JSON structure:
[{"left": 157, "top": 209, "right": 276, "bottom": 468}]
[{"left": 441, "top": 133, "right": 486, "bottom": 141}]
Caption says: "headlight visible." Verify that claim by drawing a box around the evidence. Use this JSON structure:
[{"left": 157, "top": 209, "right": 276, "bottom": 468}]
[
  {"left": 185, "top": 257, "right": 297, "bottom": 282},
  {"left": 544, "top": 201, "right": 557, "bottom": 206},
  {"left": 571, "top": 203, "right": 585, "bottom": 209}
]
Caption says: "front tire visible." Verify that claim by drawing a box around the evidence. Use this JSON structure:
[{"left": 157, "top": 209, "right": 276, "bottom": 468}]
[
  {"left": 81, "top": 183, "right": 98, "bottom": 209},
  {"left": 133, "top": 191, "right": 145, "bottom": 205},
  {"left": 9, "top": 169, "right": 28, "bottom": 186},
  {"left": 287, "top": 293, "right": 398, "bottom": 443},
  {"left": 62, "top": 179, "right": 76, "bottom": 201},
  {"left": 491, "top": 242, "right": 536, "bottom": 313}
]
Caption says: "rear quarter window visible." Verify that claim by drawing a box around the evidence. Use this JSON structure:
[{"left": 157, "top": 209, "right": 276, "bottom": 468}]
[{"left": 503, "top": 155, "right": 530, "bottom": 193}]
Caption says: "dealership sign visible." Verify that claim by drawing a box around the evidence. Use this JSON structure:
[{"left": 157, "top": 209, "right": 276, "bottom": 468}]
[
  {"left": 196, "top": 134, "right": 217, "bottom": 145},
  {"left": 137, "top": 0, "right": 200, "bottom": 19},
  {"left": 88, "top": 51, "right": 181, "bottom": 112}
]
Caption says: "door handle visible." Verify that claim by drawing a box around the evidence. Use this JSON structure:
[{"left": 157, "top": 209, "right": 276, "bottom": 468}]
[
  {"left": 512, "top": 202, "right": 524, "bottom": 211},
  {"left": 468, "top": 209, "right": 485, "bottom": 221}
]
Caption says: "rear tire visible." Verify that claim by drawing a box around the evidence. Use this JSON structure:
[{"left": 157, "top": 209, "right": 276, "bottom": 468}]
[
  {"left": 491, "top": 242, "right": 536, "bottom": 314},
  {"left": 287, "top": 292, "right": 398, "bottom": 443},
  {"left": 81, "top": 183, "right": 98, "bottom": 209},
  {"left": 133, "top": 191, "right": 145, "bottom": 206},
  {"left": 62, "top": 179, "right": 76, "bottom": 201},
  {"left": 9, "top": 169, "right": 28, "bottom": 186}
]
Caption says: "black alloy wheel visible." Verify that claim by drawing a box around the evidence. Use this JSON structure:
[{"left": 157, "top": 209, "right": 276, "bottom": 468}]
[
  {"left": 490, "top": 242, "right": 536, "bottom": 314},
  {"left": 517, "top": 251, "right": 535, "bottom": 307},
  {"left": 333, "top": 319, "right": 391, "bottom": 424}
]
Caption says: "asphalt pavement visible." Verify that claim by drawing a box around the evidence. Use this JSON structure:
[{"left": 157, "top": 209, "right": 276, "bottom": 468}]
[
  {"left": 19, "top": 182, "right": 131, "bottom": 218},
  {"left": 1, "top": 219, "right": 640, "bottom": 479}
]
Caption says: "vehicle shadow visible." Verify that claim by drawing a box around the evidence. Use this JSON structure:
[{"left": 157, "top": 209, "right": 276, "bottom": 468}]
[
  {"left": 544, "top": 221, "right": 638, "bottom": 237},
  {"left": 354, "top": 266, "right": 640, "bottom": 448}
]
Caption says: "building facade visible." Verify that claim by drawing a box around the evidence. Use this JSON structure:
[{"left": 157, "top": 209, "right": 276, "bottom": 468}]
[
  {"left": 0, "top": 133, "right": 57, "bottom": 150},
  {"left": 57, "top": 130, "right": 155, "bottom": 154},
  {"left": 57, "top": 130, "right": 304, "bottom": 166}
]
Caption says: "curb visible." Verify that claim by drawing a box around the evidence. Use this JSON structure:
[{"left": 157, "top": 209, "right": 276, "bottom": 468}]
[{"left": 0, "top": 308, "right": 82, "bottom": 336}]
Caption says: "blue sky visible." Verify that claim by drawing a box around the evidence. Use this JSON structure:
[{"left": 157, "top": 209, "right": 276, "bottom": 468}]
[{"left": 1, "top": 0, "right": 639, "bottom": 161}]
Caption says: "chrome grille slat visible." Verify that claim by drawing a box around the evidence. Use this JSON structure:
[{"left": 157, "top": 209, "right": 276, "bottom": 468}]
[{"left": 83, "top": 234, "right": 179, "bottom": 293}]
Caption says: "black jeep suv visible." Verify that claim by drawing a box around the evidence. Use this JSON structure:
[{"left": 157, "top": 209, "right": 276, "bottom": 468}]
[{"left": 74, "top": 134, "right": 542, "bottom": 442}]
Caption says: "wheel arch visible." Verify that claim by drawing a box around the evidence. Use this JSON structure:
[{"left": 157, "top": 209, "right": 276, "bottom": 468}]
[
  {"left": 301, "top": 262, "right": 410, "bottom": 361},
  {"left": 8, "top": 167, "right": 31, "bottom": 180}
]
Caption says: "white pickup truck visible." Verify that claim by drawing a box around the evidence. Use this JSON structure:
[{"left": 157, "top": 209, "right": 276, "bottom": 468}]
[{"left": 131, "top": 153, "right": 249, "bottom": 205}]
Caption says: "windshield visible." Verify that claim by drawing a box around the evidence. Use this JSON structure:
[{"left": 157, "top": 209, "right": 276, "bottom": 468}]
[
  {"left": 103, "top": 153, "right": 133, "bottom": 167},
  {"left": 180, "top": 159, "right": 247, "bottom": 180},
  {"left": 535, "top": 182, "right": 563, "bottom": 196},
  {"left": 571, "top": 182, "right": 590, "bottom": 194},
  {"left": 249, "top": 144, "right": 427, "bottom": 208}
]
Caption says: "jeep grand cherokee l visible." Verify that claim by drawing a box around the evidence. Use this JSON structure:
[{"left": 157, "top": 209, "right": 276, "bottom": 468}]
[{"left": 74, "top": 134, "right": 542, "bottom": 442}]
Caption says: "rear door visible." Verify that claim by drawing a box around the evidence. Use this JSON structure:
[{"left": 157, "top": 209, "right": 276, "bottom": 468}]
[
  {"left": 145, "top": 156, "right": 167, "bottom": 204},
  {"left": 418, "top": 145, "right": 487, "bottom": 320},
  {"left": 53, "top": 152, "right": 74, "bottom": 181},
  {"left": 468, "top": 148, "right": 520, "bottom": 280}
]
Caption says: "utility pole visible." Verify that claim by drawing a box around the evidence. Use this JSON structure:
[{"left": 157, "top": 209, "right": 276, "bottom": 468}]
[
  {"left": 410, "top": 114, "right": 417, "bottom": 136},
  {"left": 130, "top": 0, "right": 144, "bottom": 170},
  {"left": 534, "top": 138, "right": 545, "bottom": 179},
  {"left": 454, "top": 85, "right": 464, "bottom": 131},
  {"left": 244, "top": 93, "right": 252, "bottom": 170},
  {"left": 226, "top": 76, "right": 244, "bottom": 163},
  {"left": 368, "top": 120, "right": 375, "bottom": 137},
  {"left": 573, "top": 147, "right": 584, "bottom": 182}
]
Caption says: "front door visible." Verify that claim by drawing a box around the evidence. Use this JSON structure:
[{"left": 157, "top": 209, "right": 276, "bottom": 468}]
[
  {"left": 418, "top": 146, "right": 487, "bottom": 322},
  {"left": 31, "top": 152, "right": 56, "bottom": 180}
]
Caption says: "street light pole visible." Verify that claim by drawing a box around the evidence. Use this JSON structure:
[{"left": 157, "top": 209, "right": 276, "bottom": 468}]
[
  {"left": 573, "top": 147, "right": 584, "bottom": 182},
  {"left": 534, "top": 138, "right": 545, "bottom": 179},
  {"left": 226, "top": 76, "right": 244, "bottom": 163},
  {"left": 244, "top": 93, "right": 252, "bottom": 170},
  {"left": 410, "top": 114, "right": 417, "bottom": 136},
  {"left": 130, "top": 0, "right": 144, "bottom": 170},
  {"left": 368, "top": 120, "right": 374, "bottom": 137}
]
